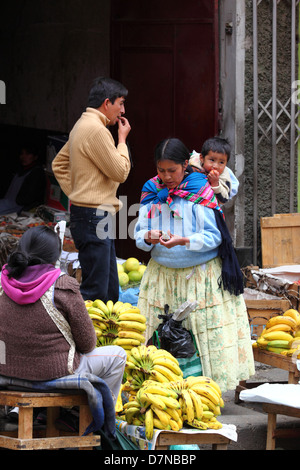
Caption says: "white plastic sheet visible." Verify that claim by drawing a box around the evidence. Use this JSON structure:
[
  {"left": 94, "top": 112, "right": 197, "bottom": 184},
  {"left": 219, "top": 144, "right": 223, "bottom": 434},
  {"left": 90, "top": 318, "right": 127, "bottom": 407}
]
[{"left": 240, "top": 383, "right": 300, "bottom": 408}]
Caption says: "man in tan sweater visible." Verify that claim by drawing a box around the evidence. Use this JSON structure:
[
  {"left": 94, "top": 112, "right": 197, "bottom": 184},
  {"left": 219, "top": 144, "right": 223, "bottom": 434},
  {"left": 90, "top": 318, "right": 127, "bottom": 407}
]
[{"left": 52, "top": 77, "right": 131, "bottom": 303}]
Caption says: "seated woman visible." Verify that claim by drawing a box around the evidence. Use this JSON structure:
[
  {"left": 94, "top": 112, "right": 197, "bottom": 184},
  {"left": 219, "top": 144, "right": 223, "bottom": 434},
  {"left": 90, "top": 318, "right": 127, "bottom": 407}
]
[
  {"left": 0, "top": 225, "right": 126, "bottom": 407},
  {"left": 134, "top": 137, "right": 255, "bottom": 393},
  {"left": 0, "top": 144, "right": 46, "bottom": 215}
]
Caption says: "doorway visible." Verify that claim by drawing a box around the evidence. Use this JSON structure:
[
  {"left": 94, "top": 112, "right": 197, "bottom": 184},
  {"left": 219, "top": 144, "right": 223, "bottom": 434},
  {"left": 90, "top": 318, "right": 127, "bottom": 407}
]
[{"left": 111, "top": 0, "right": 219, "bottom": 261}]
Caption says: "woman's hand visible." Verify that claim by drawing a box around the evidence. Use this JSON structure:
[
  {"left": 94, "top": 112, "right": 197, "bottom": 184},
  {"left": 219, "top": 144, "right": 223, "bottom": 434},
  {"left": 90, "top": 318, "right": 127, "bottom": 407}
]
[
  {"left": 159, "top": 231, "right": 190, "bottom": 249},
  {"left": 144, "top": 230, "right": 162, "bottom": 245}
]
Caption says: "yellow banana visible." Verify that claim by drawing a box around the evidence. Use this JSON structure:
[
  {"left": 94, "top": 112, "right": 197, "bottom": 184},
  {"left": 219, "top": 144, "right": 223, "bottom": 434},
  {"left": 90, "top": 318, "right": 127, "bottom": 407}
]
[
  {"left": 118, "top": 303, "right": 135, "bottom": 313},
  {"left": 152, "top": 357, "right": 183, "bottom": 377},
  {"left": 123, "top": 400, "right": 140, "bottom": 410},
  {"left": 130, "top": 346, "right": 143, "bottom": 363},
  {"left": 114, "top": 338, "right": 141, "bottom": 347},
  {"left": 145, "top": 407, "right": 154, "bottom": 440},
  {"left": 142, "top": 384, "right": 178, "bottom": 399},
  {"left": 188, "top": 388, "right": 204, "bottom": 420},
  {"left": 118, "top": 313, "right": 147, "bottom": 323},
  {"left": 283, "top": 309, "right": 300, "bottom": 326},
  {"left": 121, "top": 328, "right": 143, "bottom": 340},
  {"left": 94, "top": 327, "right": 103, "bottom": 337},
  {"left": 181, "top": 389, "right": 194, "bottom": 423},
  {"left": 262, "top": 331, "right": 294, "bottom": 342},
  {"left": 112, "top": 301, "right": 124, "bottom": 313},
  {"left": 190, "top": 384, "right": 220, "bottom": 406},
  {"left": 106, "top": 300, "right": 114, "bottom": 314},
  {"left": 125, "top": 406, "right": 141, "bottom": 424},
  {"left": 202, "top": 410, "right": 215, "bottom": 421},
  {"left": 186, "top": 376, "right": 222, "bottom": 398},
  {"left": 165, "top": 406, "right": 180, "bottom": 422},
  {"left": 92, "top": 299, "right": 110, "bottom": 315},
  {"left": 85, "top": 300, "right": 93, "bottom": 308},
  {"left": 266, "top": 346, "right": 288, "bottom": 354},
  {"left": 256, "top": 337, "right": 269, "bottom": 348},
  {"left": 158, "top": 395, "right": 181, "bottom": 410},
  {"left": 206, "top": 418, "right": 223, "bottom": 429},
  {"left": 150, "top": 369, "right": 170, "bottom": 383},
  {"left": 88, "top": 308, "right": 106, "bottom": 319},
  {"left": 266, "top": 315, "right": 296, "bottom": 330},
  {"left": 169, "top": 419, "right": 181, "bottom": 431},
  {"left": 118, "top": 320, "right": 147, "bottom": 332},
  {"left": 152, "top": 364, "right": 181, "bottom": 382},
  {"left": 151, "top": 404, "right": 171, "bottom": 427},
  {"left": 141, "top": 392, "right": 167, "bottom": 411},
  {"left": 189, "top": 418, "right": 208, "bottom": 430},
  {"left": 152, "top": 350, "right": 180, "bottom": 365},
  {"left": 199, "top": 396, "right": 221, "bottom": 415},
  {"left": 92, "top": 320, "right": 107, "bottom": 331},
  {"left": 153, "top": 418, "right": 171, "bottom": 430},
  {"left": 264, "top": 323, "right": 293, "bottom": 333}
]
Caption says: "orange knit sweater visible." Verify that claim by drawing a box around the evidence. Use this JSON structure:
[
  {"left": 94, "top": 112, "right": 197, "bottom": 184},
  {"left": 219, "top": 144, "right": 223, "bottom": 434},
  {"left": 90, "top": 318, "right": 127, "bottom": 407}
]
[{"left": 52, "top": 108, "right": 131, "bottom": 213}]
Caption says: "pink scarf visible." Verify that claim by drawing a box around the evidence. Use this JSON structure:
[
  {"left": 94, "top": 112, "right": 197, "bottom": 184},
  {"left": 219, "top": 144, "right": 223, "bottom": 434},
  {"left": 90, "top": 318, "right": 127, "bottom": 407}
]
[{"left": 1, "top": 264, "right": 61, "bottom": 305}]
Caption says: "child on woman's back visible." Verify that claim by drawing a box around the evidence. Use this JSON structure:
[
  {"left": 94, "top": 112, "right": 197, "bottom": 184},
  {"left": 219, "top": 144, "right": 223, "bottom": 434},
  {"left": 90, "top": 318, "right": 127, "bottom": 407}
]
[{"left": 189, "top": 136, "right": 238, "bottom": 204}]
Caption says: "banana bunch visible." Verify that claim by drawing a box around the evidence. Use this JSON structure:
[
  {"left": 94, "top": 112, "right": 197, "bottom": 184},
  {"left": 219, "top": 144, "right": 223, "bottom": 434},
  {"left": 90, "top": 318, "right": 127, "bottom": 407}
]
[
  {"left": 254, "top": 309, "right": 300, "bottom": 356},
  {"left": 119, "top": 375, "right": 224, "bottom": 438},
  {"left": 85, "top": 299, "right": 146, "bottom": 351},
  {"left": 125, "top": 345, "right": 183, "bottom": 384},
  {"left": 121, "top": 380, "right": 183, "bottom": 440},
  {"left": 168, "top": 376, "right": 224, "bottom": 430}
]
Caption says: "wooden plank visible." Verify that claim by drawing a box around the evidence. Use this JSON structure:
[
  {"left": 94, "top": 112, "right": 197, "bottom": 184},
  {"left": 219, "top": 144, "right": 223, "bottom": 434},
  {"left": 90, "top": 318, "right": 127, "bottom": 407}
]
[
  {"left": 263, "top": 403, "right": 300, "bottom": 418},
  {"left": 261, "top": 214, "right": 300, "bottom": 267},
  {"left": 253, "top": 348, "right": 300, "bottom": 378},
  {"left": 155, "top": 431, "right": 230, "bottom": 450},
  {"left": 0, "top": 434, "right": 100, "bottom": 450}
]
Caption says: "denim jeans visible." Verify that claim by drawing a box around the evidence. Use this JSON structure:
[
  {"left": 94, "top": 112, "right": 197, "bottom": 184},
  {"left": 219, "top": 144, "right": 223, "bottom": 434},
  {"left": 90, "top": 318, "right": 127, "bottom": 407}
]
[{"left": 69, "top": 205, "right": 119, "bottom": 303}]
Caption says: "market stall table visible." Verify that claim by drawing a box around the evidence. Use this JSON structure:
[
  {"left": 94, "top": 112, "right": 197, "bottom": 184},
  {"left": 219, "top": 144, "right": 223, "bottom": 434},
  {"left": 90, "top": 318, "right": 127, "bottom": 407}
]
[
  {"left": 263, "top": 403, "right": 300, "bottom": 450},
  {"left": 115, "top": 419, "right": 237, "bottom": 450},
  {"left": 240, "top": 382, "right": 300, "bottom": 450}
]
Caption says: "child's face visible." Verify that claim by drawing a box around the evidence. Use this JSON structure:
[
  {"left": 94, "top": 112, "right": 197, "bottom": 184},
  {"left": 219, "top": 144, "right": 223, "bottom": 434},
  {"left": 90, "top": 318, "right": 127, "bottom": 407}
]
[{"left": 200, "top": 150, "right": 228, "bottom": 175}]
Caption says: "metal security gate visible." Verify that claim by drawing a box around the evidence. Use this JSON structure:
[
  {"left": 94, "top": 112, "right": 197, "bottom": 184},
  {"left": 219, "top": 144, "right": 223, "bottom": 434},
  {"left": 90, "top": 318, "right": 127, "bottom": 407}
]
[{"left": 252, "top": 0, "right": 299, "bottom": 264}]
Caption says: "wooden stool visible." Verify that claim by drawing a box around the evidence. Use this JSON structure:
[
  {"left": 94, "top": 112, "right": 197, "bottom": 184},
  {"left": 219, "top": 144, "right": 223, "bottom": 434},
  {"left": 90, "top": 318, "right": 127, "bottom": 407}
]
[
  {"left": 0, "top": 390, "right": 101, "bottom": 450},
  {"left": 263, "top": 403, "right": 300, "bottom": 450}
]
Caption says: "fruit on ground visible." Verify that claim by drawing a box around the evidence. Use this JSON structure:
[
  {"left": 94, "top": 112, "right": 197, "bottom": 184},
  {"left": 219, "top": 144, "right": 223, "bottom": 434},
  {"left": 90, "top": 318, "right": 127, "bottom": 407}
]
[
  {"left": 119, "top": 272, "right": 129, "bottom": 287},
  {"left": 124, "top": 257, "right": 140, "bottom": 272}
]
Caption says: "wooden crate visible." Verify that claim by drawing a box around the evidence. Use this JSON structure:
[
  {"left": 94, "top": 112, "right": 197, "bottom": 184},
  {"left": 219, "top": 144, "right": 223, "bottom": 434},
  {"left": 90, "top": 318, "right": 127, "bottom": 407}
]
[
  {"left": 261, "top": 213, "right": 300, "bottom": 268},
  {"left": 245, "top": 298, "right": 290, "bottom": 339}
]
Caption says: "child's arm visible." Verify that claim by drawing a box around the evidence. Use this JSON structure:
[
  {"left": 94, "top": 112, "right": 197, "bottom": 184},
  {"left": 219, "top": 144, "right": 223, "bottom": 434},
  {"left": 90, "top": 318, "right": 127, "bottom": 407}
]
[{"left": 209, "top": 169, "right": 231, "bottom": 204}]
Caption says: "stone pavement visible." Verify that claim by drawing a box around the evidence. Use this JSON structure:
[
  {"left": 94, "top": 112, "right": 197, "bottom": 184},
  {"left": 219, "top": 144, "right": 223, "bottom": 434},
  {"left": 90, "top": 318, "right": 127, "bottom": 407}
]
[{"left": 218, "top": 361, "right": 300, "bottom": 450}]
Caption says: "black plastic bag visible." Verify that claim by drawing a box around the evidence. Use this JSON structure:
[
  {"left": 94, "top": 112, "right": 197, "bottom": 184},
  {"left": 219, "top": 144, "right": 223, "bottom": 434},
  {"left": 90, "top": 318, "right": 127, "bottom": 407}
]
[{"left": 156, "top": 304, "right": 196, "bottom": 358}]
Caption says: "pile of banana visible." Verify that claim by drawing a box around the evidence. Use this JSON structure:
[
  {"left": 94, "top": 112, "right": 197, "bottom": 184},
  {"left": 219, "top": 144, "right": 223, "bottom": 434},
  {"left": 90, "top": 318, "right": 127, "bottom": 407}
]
[
  {"left": 117, "top": 345, "right": 224, "bottom": 440},
  {"left": 123, "top": 344, "right": 183, "bottom": 391},
  {"left": 85, "top": 299, "right": 146, "bottom": 352},
  {"left": 253, "top": 309, "right": 300, "bottom": 358}
]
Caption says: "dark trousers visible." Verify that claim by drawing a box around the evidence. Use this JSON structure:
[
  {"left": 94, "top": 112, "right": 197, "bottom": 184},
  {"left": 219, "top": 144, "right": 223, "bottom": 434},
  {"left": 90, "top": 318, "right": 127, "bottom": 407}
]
[{"left": 69, "top": 205, "right": 119, "bottom": 303}]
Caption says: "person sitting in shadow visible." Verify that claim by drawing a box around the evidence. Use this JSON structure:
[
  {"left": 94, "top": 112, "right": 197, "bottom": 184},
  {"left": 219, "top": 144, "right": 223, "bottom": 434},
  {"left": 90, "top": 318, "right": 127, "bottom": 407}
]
[{"left": 0, "top": 143, "right": 46, "bottom": 215}]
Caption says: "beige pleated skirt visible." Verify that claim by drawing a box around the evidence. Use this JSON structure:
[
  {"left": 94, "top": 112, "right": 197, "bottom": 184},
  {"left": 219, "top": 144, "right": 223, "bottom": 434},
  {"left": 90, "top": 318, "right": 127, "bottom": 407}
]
[{"left": 137, "top": 256, "right": 255, "bottom": 392}]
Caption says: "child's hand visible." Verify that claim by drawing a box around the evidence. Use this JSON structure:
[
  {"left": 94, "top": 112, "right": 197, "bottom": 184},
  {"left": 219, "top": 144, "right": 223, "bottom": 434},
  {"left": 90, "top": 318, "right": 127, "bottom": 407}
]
[{"left": 207, "top": 169, "right": 220, "bottom": 187}]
